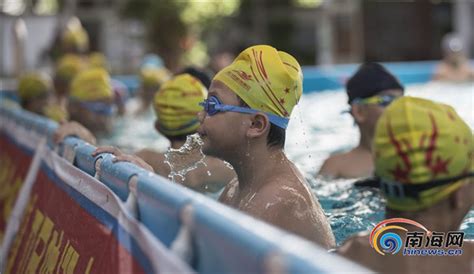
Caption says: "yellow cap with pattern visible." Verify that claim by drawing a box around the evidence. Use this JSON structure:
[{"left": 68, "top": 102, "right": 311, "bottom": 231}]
[
  {"left": 374, "top": 96, "right": 473, "bottom": 211},
  {"left": 43, "top": 104, "right": 69, "bottom": 122},
  {"left": 17, "top": 72, "right": 52, "bottom": 100},
  {"left": 140, "top": 67, "right": 171, "bottom": 88},
  {"left": 153, "top": 74, "right": 207, "bottom": 136},
  {"left": 61, "top": 17, "right": 89, "bottom": 52},
  {"left": 56, "top": 54, "right": 86, "bottom": 83},
  {"left": 213, "top": 45, "right": 303, "bottom": 118},
  {"left": 89, "top": 52, "right": 108, "bottom": 70},
  {"left": 70, "top": 68, "right": 113, "bottom": 101}
]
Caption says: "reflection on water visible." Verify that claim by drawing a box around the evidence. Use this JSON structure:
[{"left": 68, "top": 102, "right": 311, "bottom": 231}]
[
  {"left": 309, "top": 177, "right": 385, "bottom": 245},
  {"left": 101, "top": 82, "right": 474, "bottom": 245}
]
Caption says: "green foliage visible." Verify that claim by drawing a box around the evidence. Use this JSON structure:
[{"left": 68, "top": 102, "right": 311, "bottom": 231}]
[{"left": 120, "top": 0, "right": 239, "bottom": 68}]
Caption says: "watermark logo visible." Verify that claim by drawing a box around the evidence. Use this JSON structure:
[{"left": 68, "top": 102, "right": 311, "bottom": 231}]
[{"left": 369, "top": 218, "right": 464, "bottom": 256}]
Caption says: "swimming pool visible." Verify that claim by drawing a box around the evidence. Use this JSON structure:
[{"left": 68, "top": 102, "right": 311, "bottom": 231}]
[{"left": 102, "top": 81, "right": 474, "bottom": 245}]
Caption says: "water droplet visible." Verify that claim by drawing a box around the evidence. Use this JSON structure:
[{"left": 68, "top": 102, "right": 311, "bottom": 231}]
[
  {"left": 164, "top": 133, "right": 207, "bottom": 183},
  {"left": 207, "top": 170, "right": 212, "bottom": 176},
  {"left": 223, "top": 161, "right": 234, "bottom": 170}
]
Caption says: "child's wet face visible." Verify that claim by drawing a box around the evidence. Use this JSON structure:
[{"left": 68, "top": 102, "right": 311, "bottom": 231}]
[
  {"left": 198, "top": 80, "right": 249, "bottom": 160},
  {"left": 25, "top": 94, "right": 50, "bottom": 115},
  {"left": 142, "top": 85, "right": 159, "bottom": 102},
  {"left": 364, "top": 89, "right": 404, "bottom": 131},
  {"left": 69, "top": 100, "right": 114, "bottom": 135},
  {"left": 445, "top": 51, "right": 464, "bottom": 65}
]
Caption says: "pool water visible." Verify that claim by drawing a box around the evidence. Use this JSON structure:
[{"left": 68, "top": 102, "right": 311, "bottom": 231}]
[{"left": 102, "top": 82, "right": 474, "bottom": 245}]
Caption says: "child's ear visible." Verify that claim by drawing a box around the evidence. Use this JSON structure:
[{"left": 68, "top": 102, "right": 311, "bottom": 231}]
[
  {"left": 246, "top": 113, "right": 270, "bottom": 139},
  {"left": 351, "top": 105, "right": 366, "bottom": 123}
]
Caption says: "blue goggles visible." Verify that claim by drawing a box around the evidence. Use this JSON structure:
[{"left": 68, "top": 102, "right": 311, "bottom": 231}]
[
  {"left": 199, "top": 96, "right": 289, "bottom": 129},
  {"left": 80, "top": 101, "right": 117, "bottom": 116},
  {"left": 352, "top": 95, "right": 399, "bottom": 107}
]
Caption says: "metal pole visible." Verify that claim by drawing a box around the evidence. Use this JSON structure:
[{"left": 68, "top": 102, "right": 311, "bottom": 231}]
[
  {"left": 317, "top": 0, "right": 333, "bottom": 66},
  {"left": 0, "top": 15, "right": 5, "bottom": 77},
  {"left": 454, "top": 0, "right": 472, "bottom": 58},
  {"left": 13, "top": 18, "right": 27, "bottom": 77}
]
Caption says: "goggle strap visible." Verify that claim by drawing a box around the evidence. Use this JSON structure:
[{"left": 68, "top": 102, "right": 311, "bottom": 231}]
[
  {"left": 220, "top": 105, "right": 289, "bottom": 129},
  {"left": 377, "top": 172, "right": 474, "bottom": 199},
  {"left": 79, "top": 101, "right": 116, "bottom": 116}
]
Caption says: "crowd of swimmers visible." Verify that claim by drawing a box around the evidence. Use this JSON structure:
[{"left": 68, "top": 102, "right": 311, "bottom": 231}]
[{"left": 8, "top": 18, "right": 474, "bottom": 273}]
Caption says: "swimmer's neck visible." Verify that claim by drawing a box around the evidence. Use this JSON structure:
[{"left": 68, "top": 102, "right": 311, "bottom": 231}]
[
  {"left": 385, "top": 208, "right": 462, "bottom": 232},
  {"left": 445, "top": 58, "right": 461, "bottom": 68},
  {"left": 357, "top": 129, "right": 373, "bottom": 152},
  {"left": 230, "top": 148, "right": 287, "bottom": 191}
]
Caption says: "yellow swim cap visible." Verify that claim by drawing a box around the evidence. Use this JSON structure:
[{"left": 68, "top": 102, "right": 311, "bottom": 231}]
[
  {"left": 43, "top": 104, "right": 69, "bottom": 122},
  {"left": 153, "top": 74, "right": 207, "bottom": 136},
  {"left": 213, "top": 45, "right": 302, "bottom": 118},
  {"left": 140, "top": 67, "right": 171, "bottom": 88},
  {"left": 17, "top": 72, "right": 52, "bottom": 101},
  {"left": 70, "top": 68, "right": 113, "bottom": 101},
  {"left": 89, "top": 52, "right": 108, "bottom": 70},
  {"left": 61, "top": 17, "right": 89, "bottom": 52},
  {"left": 374, "top": 96, "right": 473, "bottom": 211},
  {"left": 56, "top": 54, "right": 86, "bottom": 83}
]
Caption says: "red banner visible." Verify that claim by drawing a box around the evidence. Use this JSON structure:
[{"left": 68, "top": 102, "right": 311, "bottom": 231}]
[
  {"left": 6, "top": 170, "right": 144, "bottom": 273},
  {"left": 0, "top": 132, "right": 34, "bottom": 243},
  {"left": 4, "top": 147, "right": 193, "bottom": 274}
]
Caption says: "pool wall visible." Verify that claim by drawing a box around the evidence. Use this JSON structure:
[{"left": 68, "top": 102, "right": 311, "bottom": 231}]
[
  {"left": 3, "top": 60, "right": 472, "bottom": 102},
  {"left": 302, "top": 60, "right": 440, "bottom": 92},
  {"left": 112, "top": 60, "right": 444, "bottom": 94},
  {"left": 0, "top": 102, "right": 370, "bottom": 273}
]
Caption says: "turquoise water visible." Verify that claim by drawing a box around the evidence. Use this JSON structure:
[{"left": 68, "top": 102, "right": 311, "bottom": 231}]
[{"left": 102, "top": 82, "right": 474, "bottom": 245}]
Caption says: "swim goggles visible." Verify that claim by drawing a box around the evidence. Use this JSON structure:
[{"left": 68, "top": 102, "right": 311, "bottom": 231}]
[
  {"left": 199, "top": 95, "right": 289, "bottom": 129},
  {"left": 352, "top": 94, "right": 399, "bottom": 107},
  {"left": 80, "top": 101, "right": 117, "bottom": 116}
]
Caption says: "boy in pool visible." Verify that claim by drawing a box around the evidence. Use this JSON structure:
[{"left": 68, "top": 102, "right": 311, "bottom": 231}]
[
  {"left": 54, "top": 17, "right": 89, "bottom": 106},
  {"left": 337, "top": 97, "right": 473, "bottom": 274},
  {"left": 56, "top": 74, "right": 236, "bottom": 194},
  {"left": 17, "top": 72, "right": 68, "bottom": 122},
  {"left": 197, "top": 45, "right": 335, "bottom": 248},
  {"left": 136, "top": 55, "right": 171, "bottom": 113},
  {"left": 433, "top": 33, "right": 474, "bottom": 82},
  {"left": 67, "top": 68, "right": 118, "bottom": 135},
  {"left": 318, "top": 63, "right": 404, "bottom": 179},
  {"left": 17, "top": 72, "right": 54, "bottom": 115},
  {"left": 53, "top": 17, "right": 118, "bottom": 113}
]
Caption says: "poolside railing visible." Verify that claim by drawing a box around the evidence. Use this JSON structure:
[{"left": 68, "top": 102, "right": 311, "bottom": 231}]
[{"left": 0, "top": 100, "right": 371, "bottom": 273}]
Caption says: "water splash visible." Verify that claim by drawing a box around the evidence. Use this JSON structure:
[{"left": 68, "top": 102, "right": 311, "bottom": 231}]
[
  {"left": 223, "top": 161, "right": 234, "bottom": 170},
  {"left": 164, "top": 133, "right": 207, "bottom": 182}
]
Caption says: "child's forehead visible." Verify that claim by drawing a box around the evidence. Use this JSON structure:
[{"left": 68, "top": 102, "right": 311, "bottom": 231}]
[
  {"left": 209, "top": 81, "right": 239, "bottom": 102},
  {"left": 209, "top": 80, "right": 228, "bottom": 93}
]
